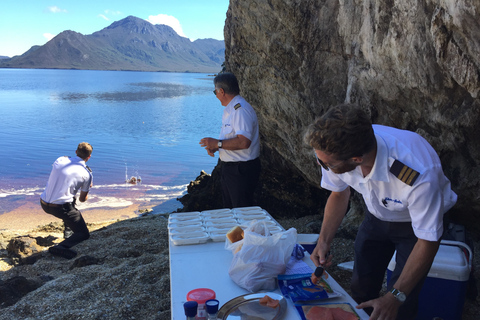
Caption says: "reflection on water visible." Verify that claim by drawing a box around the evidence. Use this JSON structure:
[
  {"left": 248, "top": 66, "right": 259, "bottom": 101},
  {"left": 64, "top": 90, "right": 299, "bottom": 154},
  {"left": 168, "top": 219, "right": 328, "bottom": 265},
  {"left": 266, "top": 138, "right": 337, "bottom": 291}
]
[
  {"left": 60, "top": 82, "right": 199, "bottom": 102},
  {"left": 0, "top": 69, "right": 222, "bottom": 216}
]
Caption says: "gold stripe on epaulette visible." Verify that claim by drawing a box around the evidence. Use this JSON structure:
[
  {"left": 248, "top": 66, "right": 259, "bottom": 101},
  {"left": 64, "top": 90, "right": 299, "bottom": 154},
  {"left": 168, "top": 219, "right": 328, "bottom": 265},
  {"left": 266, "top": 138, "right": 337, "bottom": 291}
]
[
  {"left": 390, "top": 160, "right": 420, "bottom": 186},
  {"left": 234, "top": 103, "right": 241, "bottom": 110}
]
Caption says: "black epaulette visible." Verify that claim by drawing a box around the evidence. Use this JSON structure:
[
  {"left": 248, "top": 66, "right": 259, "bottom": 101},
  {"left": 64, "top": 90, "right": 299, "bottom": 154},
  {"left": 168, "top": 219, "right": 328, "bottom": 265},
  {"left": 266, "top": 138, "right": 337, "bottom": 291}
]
[
  {"left": 390, "top": 160, "right": 419, "bottom": 186},
  {"left": 234, "top": 103, "right": 241, "bottom": 110},
  {"left": 86, "top": 165, "right": 92, "bottom": 173}
]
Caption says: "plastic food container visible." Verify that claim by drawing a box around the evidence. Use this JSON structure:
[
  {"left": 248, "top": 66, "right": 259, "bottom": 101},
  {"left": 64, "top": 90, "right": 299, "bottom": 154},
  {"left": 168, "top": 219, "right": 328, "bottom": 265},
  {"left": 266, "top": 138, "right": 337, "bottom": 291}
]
[
  {"left": 232, "top": 206, "right": 262, "bottom": 213},
  {"left": 187, "top": 288, "right": 216, "bottom": 320},
  {"left": 204, "top": 219, "right": 237, "bottom": 227},
  {"left": 201, "top": 208, "right": 232, "bottom": 216},
  {"left": 268, "top": 226, "right": 284, "bottom": 234},
  {"left": 168, "top": 221, "right": 203, "bottom": 229},
  {"left": 170, "top": 211, "right": 201, "bottom": 218},
  {"left": 234, "top": 210, "right": 267, "bottom": 217},
  {"left": 237, "top": 217, "right": 272, "bottom": 225},
  {"left": 209, "top": 230, "right": 230, "bottom": 242},
  {"left": 169, "top": 226, "right": 205, "bottom": 235},
  {"left": 168, "top": 216, "right": 202, "bottom": 224},
  {"left": 206, "top": 225, "right": 236, "bottom": 232},
  {"left": 170, "top": 232, "right": 209, "bottom": 246},
  {"left": 236, "top": 214, "right": 270, "bottom": 221},
  {"left": 203, "top": 214, "right": 235, "bottom": 222}
]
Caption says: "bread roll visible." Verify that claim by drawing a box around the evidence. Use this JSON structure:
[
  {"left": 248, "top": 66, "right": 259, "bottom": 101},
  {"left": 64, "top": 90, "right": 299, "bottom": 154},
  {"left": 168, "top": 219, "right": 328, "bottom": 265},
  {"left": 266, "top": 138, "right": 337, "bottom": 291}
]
[{"left": 227, "top": 226, "right": 244, "bottom": 243}]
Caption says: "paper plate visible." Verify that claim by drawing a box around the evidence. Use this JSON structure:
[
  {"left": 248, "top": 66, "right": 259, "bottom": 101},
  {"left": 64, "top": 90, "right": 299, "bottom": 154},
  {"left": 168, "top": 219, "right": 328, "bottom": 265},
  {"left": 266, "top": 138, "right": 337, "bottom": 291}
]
[{"left": 217, "top": 292, "right": 286, "bottom": 320}]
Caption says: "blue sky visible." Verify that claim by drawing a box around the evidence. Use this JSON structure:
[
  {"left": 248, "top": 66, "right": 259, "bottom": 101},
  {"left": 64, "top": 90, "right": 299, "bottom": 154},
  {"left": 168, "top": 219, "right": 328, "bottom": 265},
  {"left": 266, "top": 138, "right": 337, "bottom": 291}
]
[{"left": 0, "top": 1, "right": 229, "bottom": 57}]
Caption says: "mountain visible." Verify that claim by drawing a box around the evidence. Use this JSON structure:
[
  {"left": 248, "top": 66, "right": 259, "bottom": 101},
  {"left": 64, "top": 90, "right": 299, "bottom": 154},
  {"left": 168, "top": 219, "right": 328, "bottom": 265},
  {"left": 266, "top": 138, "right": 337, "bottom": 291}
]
[{"left": 0, "top": 16, "right": 224, "bottom": 73}]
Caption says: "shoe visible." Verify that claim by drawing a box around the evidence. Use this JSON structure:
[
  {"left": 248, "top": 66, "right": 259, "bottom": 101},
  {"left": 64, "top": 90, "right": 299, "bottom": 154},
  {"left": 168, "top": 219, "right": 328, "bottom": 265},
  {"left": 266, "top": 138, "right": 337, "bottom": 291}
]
[{"left": 49, "top": 245, "right": 77, "bottom": 259}]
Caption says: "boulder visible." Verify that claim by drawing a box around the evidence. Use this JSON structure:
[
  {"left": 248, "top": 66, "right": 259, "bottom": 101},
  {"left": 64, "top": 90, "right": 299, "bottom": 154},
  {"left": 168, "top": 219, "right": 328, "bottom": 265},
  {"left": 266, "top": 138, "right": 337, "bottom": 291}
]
[{"left": 217, "top": 0, "right": 480, "bottom": 231}]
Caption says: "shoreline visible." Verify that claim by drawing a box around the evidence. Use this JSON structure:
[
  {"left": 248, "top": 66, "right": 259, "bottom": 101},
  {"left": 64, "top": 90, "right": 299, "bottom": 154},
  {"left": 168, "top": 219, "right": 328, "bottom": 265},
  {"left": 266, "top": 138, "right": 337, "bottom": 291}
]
[{"left": 0, "top": 200, "right": 143, "bottom": 233}]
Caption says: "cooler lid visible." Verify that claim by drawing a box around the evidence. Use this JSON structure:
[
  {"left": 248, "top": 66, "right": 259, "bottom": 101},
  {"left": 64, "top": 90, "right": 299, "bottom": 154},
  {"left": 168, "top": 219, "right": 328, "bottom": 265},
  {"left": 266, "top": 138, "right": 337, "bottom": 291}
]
[
  {"left": 387, "top": 242, "right": 471, "bottom": 281},
  {"left": 297, "top": 233, "right": 319, "bottom": 244}
]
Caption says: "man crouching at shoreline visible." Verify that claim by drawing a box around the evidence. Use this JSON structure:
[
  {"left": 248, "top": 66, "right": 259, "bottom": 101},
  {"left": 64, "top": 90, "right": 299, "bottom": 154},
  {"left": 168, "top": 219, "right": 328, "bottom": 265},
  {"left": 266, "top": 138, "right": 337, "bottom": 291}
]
[{"left": 40, "top": 142, "right": 93, "bottom": 259}]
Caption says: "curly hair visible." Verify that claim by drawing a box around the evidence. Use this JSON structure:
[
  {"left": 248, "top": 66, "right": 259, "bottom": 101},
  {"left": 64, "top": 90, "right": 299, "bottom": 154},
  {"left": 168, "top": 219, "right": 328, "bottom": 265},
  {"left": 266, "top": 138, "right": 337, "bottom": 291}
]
[{"left": 304, "top": 104, "right": 375, "bottom": 160}]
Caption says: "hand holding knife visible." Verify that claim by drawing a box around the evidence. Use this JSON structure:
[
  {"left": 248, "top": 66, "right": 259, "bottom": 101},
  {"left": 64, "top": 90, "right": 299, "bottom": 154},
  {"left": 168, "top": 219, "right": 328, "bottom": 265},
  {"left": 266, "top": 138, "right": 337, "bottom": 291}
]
[{"left": 311, "top": 251, "right": 330, "bottom": 284}]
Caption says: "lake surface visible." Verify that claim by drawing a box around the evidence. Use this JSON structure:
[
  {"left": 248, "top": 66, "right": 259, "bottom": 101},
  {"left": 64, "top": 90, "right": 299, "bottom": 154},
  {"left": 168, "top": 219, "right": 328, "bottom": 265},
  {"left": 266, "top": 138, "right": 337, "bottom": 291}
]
[{"left": 0, "top": 68, "right": 223, "bottom": 215}]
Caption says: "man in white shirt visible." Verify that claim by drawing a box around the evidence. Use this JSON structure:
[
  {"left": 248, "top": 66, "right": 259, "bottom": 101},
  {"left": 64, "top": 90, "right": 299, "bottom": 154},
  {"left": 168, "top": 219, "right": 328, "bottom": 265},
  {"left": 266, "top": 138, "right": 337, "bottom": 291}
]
[
  {"left": 40, "top": 142, "right": 93, "bottom": 259},
  {"left": 200, "top": 72, "right": 261, "bottom": 208},
  {"left": 303, "top": 104, "right": 457, "bottom": 319}
]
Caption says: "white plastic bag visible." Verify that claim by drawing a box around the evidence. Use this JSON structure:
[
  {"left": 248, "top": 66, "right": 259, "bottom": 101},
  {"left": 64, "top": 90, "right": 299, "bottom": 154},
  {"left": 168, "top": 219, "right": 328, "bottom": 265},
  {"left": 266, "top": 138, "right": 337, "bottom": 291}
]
[{"left": 227, "top": 220, "right": 297, "bottom": 292}]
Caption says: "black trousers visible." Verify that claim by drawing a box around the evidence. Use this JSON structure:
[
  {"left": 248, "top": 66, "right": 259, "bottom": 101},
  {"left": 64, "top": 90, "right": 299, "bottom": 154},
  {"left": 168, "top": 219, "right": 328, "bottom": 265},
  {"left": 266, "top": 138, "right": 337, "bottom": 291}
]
[
  {"left": 40, "top": 200, "right": 90, "bottom": 248},
  {"left": 220, "top": 158, "right": 261, "bottom": 209},
  {"left": 351, "top": 211, "right": 427, "bottom": 320}
]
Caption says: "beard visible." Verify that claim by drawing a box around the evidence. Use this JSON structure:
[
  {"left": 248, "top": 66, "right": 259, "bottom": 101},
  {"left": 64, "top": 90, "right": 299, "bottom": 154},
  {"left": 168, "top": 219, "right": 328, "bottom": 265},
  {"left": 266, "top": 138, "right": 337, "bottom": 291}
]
[{"left": 330, "top": 161, "right": 359, "bottom": 174}]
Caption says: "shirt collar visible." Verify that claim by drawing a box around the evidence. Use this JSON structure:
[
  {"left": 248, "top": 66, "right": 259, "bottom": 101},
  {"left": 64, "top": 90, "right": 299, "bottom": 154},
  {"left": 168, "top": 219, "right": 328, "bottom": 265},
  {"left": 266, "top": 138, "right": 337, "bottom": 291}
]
[
  {"left": 73, "top": 155, "right": 86, "bottom": 166},
  {"left": 368, "top": 134, "right": 390, "bottom": 182},
  {"left": 225, "top": 95, "right": 241, "bottom": 110}
]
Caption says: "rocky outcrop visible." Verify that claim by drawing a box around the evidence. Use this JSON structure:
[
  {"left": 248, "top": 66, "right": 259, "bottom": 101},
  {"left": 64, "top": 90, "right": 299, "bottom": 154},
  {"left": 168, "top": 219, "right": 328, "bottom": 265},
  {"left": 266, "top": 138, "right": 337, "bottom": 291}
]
[
  {"left": 212, "top": 0, "right": 480, "bottom": 230},
  {"left": 0, "top": 218, "right": 172, "bottom": 319}
]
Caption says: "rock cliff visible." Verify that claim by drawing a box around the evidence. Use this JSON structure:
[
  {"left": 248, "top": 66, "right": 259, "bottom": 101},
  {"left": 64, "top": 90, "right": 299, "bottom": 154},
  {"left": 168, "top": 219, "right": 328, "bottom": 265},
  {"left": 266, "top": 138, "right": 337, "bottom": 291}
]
[{"left": 218, "top": 0, "right": 479, "bottom": 230}]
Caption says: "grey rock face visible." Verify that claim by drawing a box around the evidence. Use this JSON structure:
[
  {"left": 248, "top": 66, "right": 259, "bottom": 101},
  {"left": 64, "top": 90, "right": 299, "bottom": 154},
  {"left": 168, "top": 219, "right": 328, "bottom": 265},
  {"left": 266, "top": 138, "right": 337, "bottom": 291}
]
[{"left": 223, "top": 0, "right": 480, "bottom": 227}]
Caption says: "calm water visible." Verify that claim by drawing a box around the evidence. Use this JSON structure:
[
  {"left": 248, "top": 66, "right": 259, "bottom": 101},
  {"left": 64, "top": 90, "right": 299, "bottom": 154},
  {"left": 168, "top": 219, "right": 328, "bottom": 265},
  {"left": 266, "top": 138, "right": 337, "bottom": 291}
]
[{"left": 0, "top": 68, "right": 223, "bottom": 215}]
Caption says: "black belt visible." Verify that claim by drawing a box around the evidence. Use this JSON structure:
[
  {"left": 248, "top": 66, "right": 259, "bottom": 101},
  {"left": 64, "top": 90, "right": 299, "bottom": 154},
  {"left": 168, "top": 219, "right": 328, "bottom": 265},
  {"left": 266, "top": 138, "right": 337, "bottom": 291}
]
[
  {"left": 222, "top": 158, "right": 260, "bottom": 166},
  {"left": 40, "top": 199, "right": 63, "bottom": 208}
]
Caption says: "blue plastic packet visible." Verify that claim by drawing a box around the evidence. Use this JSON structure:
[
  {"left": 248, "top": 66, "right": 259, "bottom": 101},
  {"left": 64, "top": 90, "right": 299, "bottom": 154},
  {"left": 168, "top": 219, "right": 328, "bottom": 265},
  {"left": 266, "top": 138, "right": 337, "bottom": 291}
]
[{"left": 277, "top": 273, "right": 333, "bottom": 302}]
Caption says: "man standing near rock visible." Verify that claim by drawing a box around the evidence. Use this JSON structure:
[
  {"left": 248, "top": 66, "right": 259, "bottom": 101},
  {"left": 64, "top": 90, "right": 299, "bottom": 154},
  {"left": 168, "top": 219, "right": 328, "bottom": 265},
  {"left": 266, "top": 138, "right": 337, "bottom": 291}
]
[
  {"left": 304, "top": 104, "right": 457, "bottom": 319},
  {"left": 200, "top": 72, "right": 261, "bottom": 208},
  {"left": 40, "top": 142, "right": 93, "bottom": 259}
]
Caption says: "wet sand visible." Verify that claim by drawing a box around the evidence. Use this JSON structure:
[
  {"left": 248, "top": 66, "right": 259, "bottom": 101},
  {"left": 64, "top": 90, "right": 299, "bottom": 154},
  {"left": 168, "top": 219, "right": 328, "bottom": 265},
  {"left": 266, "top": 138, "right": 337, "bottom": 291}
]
[{"left": 0, "top": 200, "right": 141, "bottom": 232}]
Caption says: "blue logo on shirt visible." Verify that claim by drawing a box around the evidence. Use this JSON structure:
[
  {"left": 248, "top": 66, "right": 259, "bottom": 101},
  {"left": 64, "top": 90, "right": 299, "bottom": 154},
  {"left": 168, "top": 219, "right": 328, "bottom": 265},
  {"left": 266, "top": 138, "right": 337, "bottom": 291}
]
[{"left": 382, "top": 197, "right": 402, "bottom": 207}]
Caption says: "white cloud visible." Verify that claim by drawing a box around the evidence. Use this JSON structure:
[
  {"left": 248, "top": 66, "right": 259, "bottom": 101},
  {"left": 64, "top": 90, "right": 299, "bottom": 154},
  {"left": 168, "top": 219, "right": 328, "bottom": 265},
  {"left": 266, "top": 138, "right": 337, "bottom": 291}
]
[
  {"left": 48, "top": 6, "right": 67, "bottom": 13},
  {"left": 146, "top": 14, "right": 187, "bottom": 38},
  {"left": 98, "top": 10, "right": 122, "bottom": 22},
  {"left": 98, "top": 14, "right": 109, "bottom": 21},
  {"left": 43, "top": 33, "right": 56, "bottom": 41}
]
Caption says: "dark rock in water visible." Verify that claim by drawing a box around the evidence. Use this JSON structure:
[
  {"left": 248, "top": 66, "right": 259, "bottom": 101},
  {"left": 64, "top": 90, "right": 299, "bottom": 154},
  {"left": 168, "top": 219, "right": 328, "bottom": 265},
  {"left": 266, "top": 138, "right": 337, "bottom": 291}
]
[
  {"left": 0, "top": 276, "right": 43, "bottom": 308},
  {"left": 126, "top": 176, "right": 141, "bottom": 185}
]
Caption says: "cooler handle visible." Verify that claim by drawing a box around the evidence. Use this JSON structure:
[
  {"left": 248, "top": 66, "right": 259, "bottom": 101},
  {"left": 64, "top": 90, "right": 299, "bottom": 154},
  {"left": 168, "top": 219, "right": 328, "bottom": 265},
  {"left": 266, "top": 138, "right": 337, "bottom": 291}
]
[{"left": 440, "top": 240, "right": 472, "bottom": 271}]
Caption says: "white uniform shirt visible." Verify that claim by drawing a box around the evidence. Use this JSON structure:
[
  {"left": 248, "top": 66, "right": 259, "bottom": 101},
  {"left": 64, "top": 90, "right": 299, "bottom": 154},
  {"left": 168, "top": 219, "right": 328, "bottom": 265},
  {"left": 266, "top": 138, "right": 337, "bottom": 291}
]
[
  {"left": 218, "top": 95, "right": 260, "bottom": 162},
  {"left": 41, "top": 156, "right": 93, "bottom": 204},
  {"left": 321, "top": 125, "right": 457, "bottom": 241}
]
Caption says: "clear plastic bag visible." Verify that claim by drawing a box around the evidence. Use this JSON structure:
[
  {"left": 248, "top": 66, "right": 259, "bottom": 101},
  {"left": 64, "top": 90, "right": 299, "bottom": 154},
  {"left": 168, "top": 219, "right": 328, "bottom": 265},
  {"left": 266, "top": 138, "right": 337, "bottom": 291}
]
[{"left": 227, "top": 220, "right": 297, "bottom": 292}]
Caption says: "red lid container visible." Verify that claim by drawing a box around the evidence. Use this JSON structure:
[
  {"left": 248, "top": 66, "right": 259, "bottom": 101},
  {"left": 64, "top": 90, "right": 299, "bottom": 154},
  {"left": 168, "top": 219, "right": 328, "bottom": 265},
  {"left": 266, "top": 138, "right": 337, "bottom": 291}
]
[{"left": 186, "top": 288, "right": 216, "bottom": 304}]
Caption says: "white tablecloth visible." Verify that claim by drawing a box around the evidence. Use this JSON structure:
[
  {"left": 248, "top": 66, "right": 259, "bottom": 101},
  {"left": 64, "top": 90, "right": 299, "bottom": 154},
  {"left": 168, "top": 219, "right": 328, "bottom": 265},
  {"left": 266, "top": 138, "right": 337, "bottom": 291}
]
[{"left": 169, "top": 234, "right": 370, "bottom": 319}]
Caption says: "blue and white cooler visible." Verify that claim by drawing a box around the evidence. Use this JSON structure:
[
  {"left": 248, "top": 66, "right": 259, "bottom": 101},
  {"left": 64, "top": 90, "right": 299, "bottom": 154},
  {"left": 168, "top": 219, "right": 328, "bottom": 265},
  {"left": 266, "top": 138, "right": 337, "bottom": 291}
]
[{"left": 387, "top": 240, "right": 472, "bottom": 320}]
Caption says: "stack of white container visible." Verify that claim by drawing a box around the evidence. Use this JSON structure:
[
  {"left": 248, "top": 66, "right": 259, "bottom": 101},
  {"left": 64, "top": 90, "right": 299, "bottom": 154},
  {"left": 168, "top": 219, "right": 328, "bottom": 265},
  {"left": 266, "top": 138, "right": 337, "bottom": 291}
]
[{"left": 168, "top": 206, "right": 284, "bottom": 245}]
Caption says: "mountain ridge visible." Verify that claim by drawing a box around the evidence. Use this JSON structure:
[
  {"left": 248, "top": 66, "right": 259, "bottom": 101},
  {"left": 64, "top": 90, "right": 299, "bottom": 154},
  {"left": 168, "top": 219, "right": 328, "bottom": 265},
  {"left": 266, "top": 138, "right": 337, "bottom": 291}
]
[{"left": 1, "top": 16, "right": 224, "bottom": 73}]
